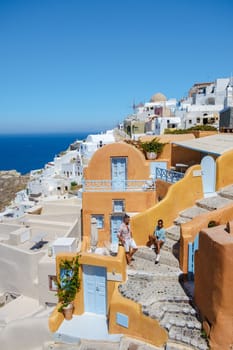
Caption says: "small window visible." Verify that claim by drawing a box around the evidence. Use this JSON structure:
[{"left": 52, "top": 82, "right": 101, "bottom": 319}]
[
  {"left": 197, "top": 118, "right": 200, "bottom": 123},
  {"left": 48, "top": 275, "right": 58, "bottom": 291},
  {"left": 92, "top": 215, "right": 104, "bottom": 229},
  {"left": 113, "top": 200, "right": 125, "bottom": 213},
  {"left": 189, "top": 120, "right": 192, "bottom": 124}
]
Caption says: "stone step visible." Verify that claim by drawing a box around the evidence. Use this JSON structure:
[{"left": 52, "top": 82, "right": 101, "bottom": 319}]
[
  {"left": 173, "top": 216, "right": 192, "bottom": 226},
  {"left": 163, "top": 237, "right": 180, "bottom": 261},
  {"left": 166, "top": 225, "right": 181, "bottom": 241},
  {"left": 142, "top": 301, "right": 198, "bottom": 321},
  {"left": 165, "top": 342, "right": 198, "bottom": 350},
  {"left": 135, "top": 247, "right": 180, "bottom": 268},
  {"left": 218, "top": 184, "right": 233, "bottom": 200},
  {"left": 160, "top": 312, "right": 202, "bottom": 331},
  {"left": 43, "top": 341, "right": 80, "bottom": 349},
  {"left": 179, "top": 206, "right": 209, "bottom": 219},
  {"left": 163, "top": 236, "right": 178, "bottom": 251},
  {"left": 168, "top": 326, "right": 208, "bottom": 350},
  {"left": 120, "top": 275, "right": 189, "bottom": 306},
  {"left": 44, "top": 340, "right": 120, "bottom": 350},
  {"left": 195, "top": 195, "right": 232, "bottom": 211}
]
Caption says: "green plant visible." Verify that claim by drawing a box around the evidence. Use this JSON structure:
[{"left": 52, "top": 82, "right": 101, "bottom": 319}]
[
  {"left": 164, "top": 125, "right": 217, "bottom": 134},
  {"left": 56, "top": 255, "right": 81, "bottom": 313},
  {"left": 140, "top": 138, "right": 165, "bottom": 154}
]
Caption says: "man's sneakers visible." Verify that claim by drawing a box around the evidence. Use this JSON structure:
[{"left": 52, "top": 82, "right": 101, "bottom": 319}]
[{"left": 155, "top": 254, "right": 160, "bottom": 264}]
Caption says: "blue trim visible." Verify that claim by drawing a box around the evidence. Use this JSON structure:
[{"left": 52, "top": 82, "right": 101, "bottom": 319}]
[{"left": 116, "top": 312, "right": 129, "bottom": 328}]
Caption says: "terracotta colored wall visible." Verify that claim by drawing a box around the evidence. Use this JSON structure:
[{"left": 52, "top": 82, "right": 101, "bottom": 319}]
[
  {"left": 179, "top": 148, "right": 233, "bottom": 273},
  {"left": 48, "top": 248, "right": 168, "bottom": 347},
  {"left": 49, "top": 248, "right": 127, "bottom": 332},
  {"left": 171, "top": 145, "right": 201, "bottom": 167},
  {"left": 84, "top": 142, "right": 150, "bottom": 180},
  {"left": 82, "top": 142, "right": 160, "bottom": 243},
  {"left": 195, "top": 228, "right": 233, "bottom": 350},
  {"left": 109, "top": 284, "right": 168, "bottom": 347},
  {"left": 82, "top": 191, "right": 156, "bottom": 244},
  {"left": 139, "top": 134, "right": 196, "bottom": 168},
  {"left": 155, "top": 179, "right": 172, "bottom": 202},
  {"left": 216, "top": 149, "right": 233, "bottom": 190},
  {"left": 180, "top": 202, "right": 233, "bottom": 274},
  {"left": 131, "top": 165, "right": 203, "bottom": 246}
]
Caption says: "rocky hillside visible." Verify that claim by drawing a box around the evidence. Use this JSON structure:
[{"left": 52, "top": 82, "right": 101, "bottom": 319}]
[{"left": 0, "top": 171, "right": 30, "bottom": 212}]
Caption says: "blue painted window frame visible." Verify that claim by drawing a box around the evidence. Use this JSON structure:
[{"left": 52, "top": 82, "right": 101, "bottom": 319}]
[{"left": 113, "top": 199, "right": 125, "bottom": 213}]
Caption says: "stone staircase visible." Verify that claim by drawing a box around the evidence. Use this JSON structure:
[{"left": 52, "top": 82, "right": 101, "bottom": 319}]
[
  {"left": 45, "top": 185, "right": 233, "bottom": 350},
  {"left": 120, "top": 246, "right": 207, "bottom": 350},
  {"left": 119, "top": 184, "right": 233, "bottom": 350}
]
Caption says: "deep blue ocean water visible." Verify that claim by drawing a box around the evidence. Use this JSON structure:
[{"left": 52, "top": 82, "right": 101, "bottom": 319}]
[{"left": 0, "top": 132, "right": 90, "bottom": 175}]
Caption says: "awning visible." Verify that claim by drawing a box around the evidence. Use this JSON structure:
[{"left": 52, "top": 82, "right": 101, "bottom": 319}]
[{"left": 172, "top": 134, "right": 233, "bottom": 155}]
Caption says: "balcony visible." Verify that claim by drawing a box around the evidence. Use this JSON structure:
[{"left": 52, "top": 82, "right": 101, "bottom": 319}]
[
  {"left": 82, "top": 168, "right": 184, "bottom": 193},
  {"left": 82, "top": 179, "right": 155, "bottom": 192}
]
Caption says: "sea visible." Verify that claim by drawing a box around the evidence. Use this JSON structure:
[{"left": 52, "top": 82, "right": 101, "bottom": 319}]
[{"left": 0, "top": 132, "right": 91, "bottom": 175}]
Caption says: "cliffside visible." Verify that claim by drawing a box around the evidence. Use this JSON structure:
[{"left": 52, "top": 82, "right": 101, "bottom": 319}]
[{"left": 0, "top": 171, "right": 30, "bottom": 212}]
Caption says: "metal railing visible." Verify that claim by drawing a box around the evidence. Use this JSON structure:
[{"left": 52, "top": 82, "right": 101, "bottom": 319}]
[
  {"left": 155, "top": 167, "right": 184, "bottom": 184},
  {"left": 82, "top": 168, "right": 184, "bottom": 192}
]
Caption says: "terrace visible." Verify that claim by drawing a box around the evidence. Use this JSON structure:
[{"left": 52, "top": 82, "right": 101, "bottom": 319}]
[{"left": 82, "top": 167, "right": 184, "bottom": 192}]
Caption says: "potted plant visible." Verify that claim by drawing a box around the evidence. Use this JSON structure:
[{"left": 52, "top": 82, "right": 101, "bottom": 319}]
[
  {"left": 56, "top": 255, "right": 81, "bottom": 320},
  {"left": 140, "top": 138, "right": 165, "bottom": 160}
]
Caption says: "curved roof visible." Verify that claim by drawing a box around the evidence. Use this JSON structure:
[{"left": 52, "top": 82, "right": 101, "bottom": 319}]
[{"left": 150, "top": 92, "right": 167, "bottom": 102}]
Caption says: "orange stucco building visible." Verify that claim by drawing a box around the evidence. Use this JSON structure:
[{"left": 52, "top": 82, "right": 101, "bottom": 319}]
[
  {"left": 82, "top": 134, "right": 202, "bottom": 249},
  {"left": 195, "top": 225, "right": 233, "bottom": 350},
  {"left": 49, "top": 248, "right": 168, "bottom": 347},
  {"left": 49, "top": 133, "right": 233, "bottom": 349},
  {"left": 82, "top": 142, "right": 162, "bottom": 247}
]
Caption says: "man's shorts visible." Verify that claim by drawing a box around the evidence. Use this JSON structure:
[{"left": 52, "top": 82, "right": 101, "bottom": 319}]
[{"left": 124, "top": 238, "right": 137, "bottom": 253}]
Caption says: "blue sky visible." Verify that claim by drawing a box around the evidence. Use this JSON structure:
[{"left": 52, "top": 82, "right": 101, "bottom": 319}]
[{"left": 0, "top": 0, "right": 233, "bottom": 134}]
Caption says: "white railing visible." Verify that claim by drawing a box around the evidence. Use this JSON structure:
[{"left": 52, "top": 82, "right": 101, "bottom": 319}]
[
  {"left": 82, "top": 168, "right": 184, "bottom": 192},
  {"left": 82, "top": 179, "right": 155, "bottom": 192}
]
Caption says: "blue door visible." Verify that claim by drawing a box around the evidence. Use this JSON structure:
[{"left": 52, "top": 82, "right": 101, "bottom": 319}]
[
  {"left": 188, "top": 234, "right": 199, "bottom": 280},
  {"left": 201, "top": 155, "right": 216, "bottom": 196},
  {"left": 83, "top": 265, "right": 107, "bottom": 315},
  {"left": 111, "top": 157, "right": 127, "bottom": 190},
  {"left": 111, "top": 215, "right": 123, "bottom": 243}
]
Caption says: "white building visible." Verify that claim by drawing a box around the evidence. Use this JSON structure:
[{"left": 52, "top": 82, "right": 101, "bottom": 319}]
[
  {"left": 79, "top": 129, "right": 116, "bottom": 160},
  {"left": 124, "top": 93, "right": 180, "bottom": 137},
  {"left": 177, "top": 77, "right": 233, "bottom": 129},
  {"left": 0, "top": 198, "right": 82, "bottom": 349}
]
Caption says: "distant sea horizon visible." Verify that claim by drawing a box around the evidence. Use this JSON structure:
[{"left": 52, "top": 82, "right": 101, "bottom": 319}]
[{"left": 0, "top": 132, "right": 93, "bottom": 175}]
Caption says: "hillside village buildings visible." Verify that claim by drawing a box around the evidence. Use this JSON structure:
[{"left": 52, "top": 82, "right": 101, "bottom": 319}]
[
  {"left": 1, "top": 77, "right": 233, "bottom": 349},
  {"left": 124, "top": 77, "right": 233, "bottom": 138}
]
